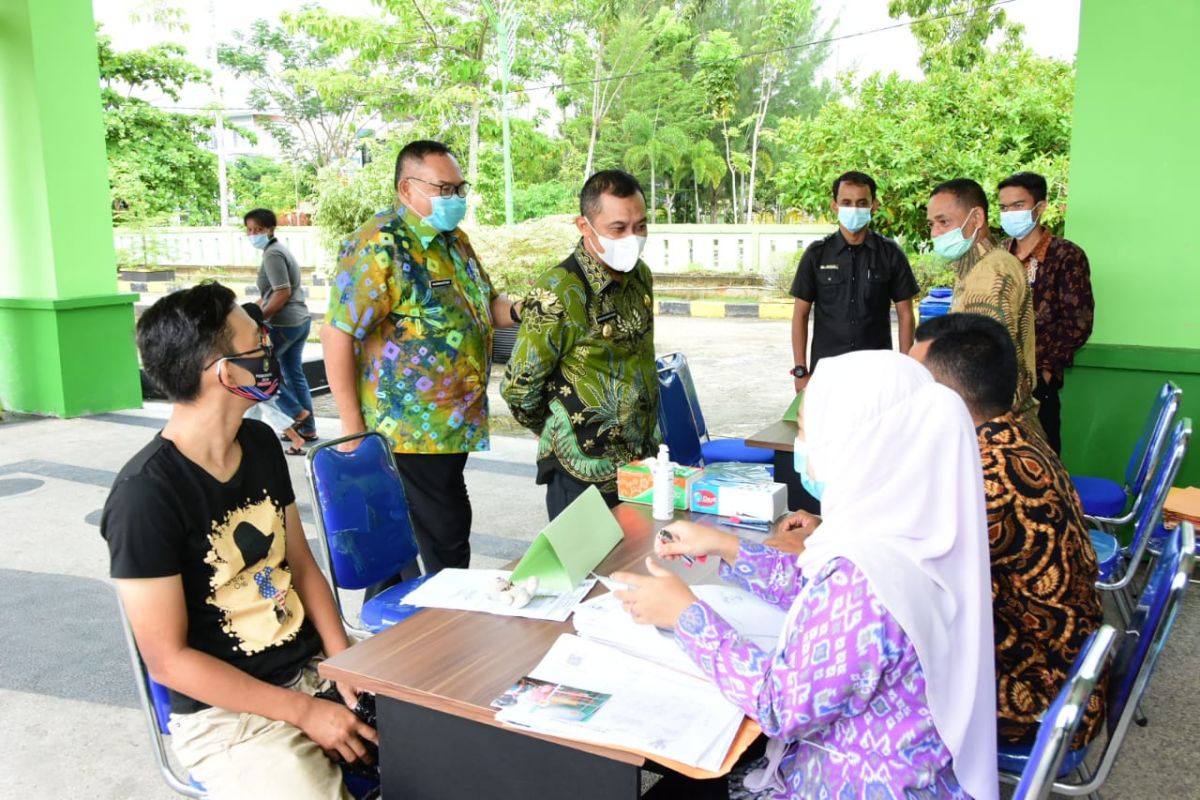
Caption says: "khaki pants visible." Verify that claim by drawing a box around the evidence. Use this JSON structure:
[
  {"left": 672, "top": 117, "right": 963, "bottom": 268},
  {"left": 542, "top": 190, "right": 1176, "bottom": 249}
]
[{"left": 168, "top": 660, "right": 352, "bottom": 800}]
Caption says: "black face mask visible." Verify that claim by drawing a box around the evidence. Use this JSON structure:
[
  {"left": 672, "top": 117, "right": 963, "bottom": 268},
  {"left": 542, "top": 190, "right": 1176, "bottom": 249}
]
[{"left": 218, "top": 351, "right": 282, "bottom": 402}]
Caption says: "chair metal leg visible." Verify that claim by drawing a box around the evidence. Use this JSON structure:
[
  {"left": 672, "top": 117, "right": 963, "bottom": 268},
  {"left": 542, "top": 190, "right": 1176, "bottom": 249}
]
[{"left": 1134, "top": 702, "right": 1148, "bottom": 727}]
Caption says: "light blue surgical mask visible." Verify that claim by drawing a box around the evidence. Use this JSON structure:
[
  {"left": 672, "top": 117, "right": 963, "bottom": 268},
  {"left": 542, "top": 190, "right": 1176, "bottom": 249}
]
[
  {"left": 248, "top": 234, "right": 270, "bottom": 250},
  {"left": 932, "top": 212, "right": 980, "bottom": 261},
  {"left": 792, "top": 438, "right": 827, "bottom": 501},
  {"left": 837, "top": 206, "right": 871, "bottom": 233},
  {"left": 424, "top": 194, "right": 467, "bottom": 232},
  {"left": 1000, "top": 209, "right": 1036, "bottom": 240}
]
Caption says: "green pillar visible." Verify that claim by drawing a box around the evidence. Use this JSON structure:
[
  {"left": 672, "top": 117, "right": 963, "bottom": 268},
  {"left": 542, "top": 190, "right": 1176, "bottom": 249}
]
[
  {"left": 0, "top": 0, "right": 140, "bottom": 417},
  {"left": 1061, "top": 0, "right": 1200, "bottom": 485}
]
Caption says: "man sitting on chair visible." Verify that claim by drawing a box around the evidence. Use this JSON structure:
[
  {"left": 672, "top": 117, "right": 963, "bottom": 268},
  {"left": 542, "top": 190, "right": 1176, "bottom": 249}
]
[
  {"left": 910, "top": 311, "right": 1105, "bottom": 746},
  {"left": 100, "top": 282, "right": 374, "bottom": 799}
]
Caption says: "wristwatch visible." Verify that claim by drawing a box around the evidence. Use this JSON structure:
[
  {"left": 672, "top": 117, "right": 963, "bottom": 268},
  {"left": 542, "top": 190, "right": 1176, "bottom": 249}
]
[{"left": 790, "top": 364, "right": 808, "bottom": 379}]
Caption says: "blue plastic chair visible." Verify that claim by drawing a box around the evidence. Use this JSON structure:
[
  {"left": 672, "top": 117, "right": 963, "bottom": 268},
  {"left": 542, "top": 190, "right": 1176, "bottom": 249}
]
[
  {"left": 306, "top": 431, "right": 429, "bottom": 635},
  {"left": 656, "top": 352, "right": 772, "bottom": 465},
  {"left": 1010, "top": 625, "right": 1119, "bottom": 800},
  {"left": 998, "top": 522, "right": 1195, "bottom": 798},
  {"left": 1072, "top": 382, "right": 1180, "bottom": 524},
  {"left": 1088, "top": 418, "right": 1190, "bottom": 624}
]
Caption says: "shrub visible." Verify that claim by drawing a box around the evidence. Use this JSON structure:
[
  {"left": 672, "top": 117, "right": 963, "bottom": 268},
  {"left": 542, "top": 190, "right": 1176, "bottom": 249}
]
[{"left": 910, "top": 252, "right": 957, "bottom": 296}]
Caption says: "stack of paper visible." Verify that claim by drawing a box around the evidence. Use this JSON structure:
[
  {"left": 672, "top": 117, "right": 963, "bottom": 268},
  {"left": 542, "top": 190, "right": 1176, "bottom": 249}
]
[
  {"left": 401, "top": 569, "right": 596, "bottom": 622},
  {"left": 495, "top": 634, "right": 744, "bottom": 772},
  {"left": 572, "top": 583, "right": 787, "bottom": 678}
]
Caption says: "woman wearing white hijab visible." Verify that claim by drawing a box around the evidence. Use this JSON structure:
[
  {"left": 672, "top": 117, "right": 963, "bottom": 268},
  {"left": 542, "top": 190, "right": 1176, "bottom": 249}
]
[{"left": 614, "top": 350, "right": 998, "bottom": 799}]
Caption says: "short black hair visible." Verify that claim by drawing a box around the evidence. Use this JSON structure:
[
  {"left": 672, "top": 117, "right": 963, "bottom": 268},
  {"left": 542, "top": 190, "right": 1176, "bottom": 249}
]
[
  {"left": 997, "top": 171, "right": 1048, "bottom": 204},
  {"left": 136, "top": 282, "right": 237, "bottom": 403},
  {"left": 243, "top": 208, "right": 277, "bottom": 230},
  {"left": 394, "top": 139, "right": 454, "bottom": 189},
  {"left": 931, "top": 178, "right": 988, "bottom": 219},
  {"left": 579, "top": 169, "right": 646, "bottom": 219},
  {"left": 915, "top": 312, "right": 1017, "bottom": 421},
  {"left": 832, "top": 171, "right": 877, "bottom": 200}
]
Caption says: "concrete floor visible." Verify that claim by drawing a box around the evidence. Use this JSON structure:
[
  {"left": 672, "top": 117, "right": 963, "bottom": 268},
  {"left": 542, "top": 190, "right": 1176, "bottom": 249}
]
[{"left": 1, "top": 315, "right": 1197, "bottom": 798}]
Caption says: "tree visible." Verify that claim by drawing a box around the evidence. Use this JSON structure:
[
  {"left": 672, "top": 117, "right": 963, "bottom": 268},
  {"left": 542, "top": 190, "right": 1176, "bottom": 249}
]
[
  {"left": 218, "top": 19, "right": 370, "bottom": 167},
  {"left": 228, "top": 156, "right": 315, "bottom": 218},
  {"left": 887, "top": 0, "right": 1022, "bottom": 71},
  {"left": 683, "top": 140, "right": 727, "bottom": 223},
  {"left": 99, "top": 28, "right": 219, "bottom": 225},
  {"left": 621, "top": 111, "right": 687, "bottom": 222},
  {"left": 770, "top": 42, "right": 1075, "bottom": 249},
  {"left": 694, "top": 30, "right": 742, "bottom": 221}
]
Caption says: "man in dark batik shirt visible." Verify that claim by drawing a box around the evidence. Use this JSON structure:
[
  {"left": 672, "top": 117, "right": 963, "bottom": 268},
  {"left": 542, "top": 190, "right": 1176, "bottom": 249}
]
[
  {"left": 912, "top": 313, "right": 1104, "bottom": 747},
  {"left": 998, "top": 171, "right": 1095, "bottom": 454}
]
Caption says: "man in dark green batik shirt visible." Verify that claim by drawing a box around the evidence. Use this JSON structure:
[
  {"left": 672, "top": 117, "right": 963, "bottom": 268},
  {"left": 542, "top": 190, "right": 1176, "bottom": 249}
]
[{"left": 501, "top": 170, "right": 659, "bottom": 519}]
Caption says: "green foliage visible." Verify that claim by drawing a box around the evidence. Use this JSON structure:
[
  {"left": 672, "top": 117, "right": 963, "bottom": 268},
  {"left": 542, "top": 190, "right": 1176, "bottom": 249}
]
[
  {"left": 888, "top": 0, "right": 1022, "bottom": 71},
  {"left": 770, "top": 42, "right": 1075, "bottom": 251},
  {"left": 99, "top": 28, "right": 218, "bottom": 225},
  {"left": 467, "top": 215, "right": 580, "bottom": 295},
  {"left": 312, "top": 140, "right": 398, "bottom": 253},
  {"left": 910, "top": 253, "right": 958, "bottom": 295},
  {"left": 229, "top": 156, "right": 316, "bottom": 218}
]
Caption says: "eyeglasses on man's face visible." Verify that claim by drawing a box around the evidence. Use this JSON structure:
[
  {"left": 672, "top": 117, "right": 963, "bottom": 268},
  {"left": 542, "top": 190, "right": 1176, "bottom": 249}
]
[
  {"left": 204, "top": 325, "right": 273, "bottom": 370},
  {"left": 407, "top": 177, "right": 470, "bottom": 199}
]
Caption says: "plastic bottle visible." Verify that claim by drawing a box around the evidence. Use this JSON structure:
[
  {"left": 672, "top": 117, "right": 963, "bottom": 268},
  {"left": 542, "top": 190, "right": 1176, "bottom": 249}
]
[{"left": 652, "top": 443, "right": 674, "bottom": 520}]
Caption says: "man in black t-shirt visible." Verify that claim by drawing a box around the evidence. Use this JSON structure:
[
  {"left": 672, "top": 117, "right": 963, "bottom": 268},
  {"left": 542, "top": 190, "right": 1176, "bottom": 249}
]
[
  {"left": 101, "top": 283, "right": 374, "bottom": 799},
  {"left": 789, "top": 171, "right": 919, "bottom": 391}
]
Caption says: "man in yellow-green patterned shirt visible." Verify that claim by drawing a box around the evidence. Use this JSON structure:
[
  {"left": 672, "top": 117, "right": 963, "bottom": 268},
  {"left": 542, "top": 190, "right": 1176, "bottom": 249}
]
[
  {"left": 926, "top": 178, "right": 1044, "bottom": 440},
  {"left": 321, "top": 140, "right": 521, "bottom": 574}
]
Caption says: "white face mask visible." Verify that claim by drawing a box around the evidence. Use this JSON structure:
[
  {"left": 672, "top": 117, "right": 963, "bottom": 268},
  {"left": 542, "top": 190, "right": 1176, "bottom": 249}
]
[{"left": 586, "top": 219, "right": 646, "bottom": 273}]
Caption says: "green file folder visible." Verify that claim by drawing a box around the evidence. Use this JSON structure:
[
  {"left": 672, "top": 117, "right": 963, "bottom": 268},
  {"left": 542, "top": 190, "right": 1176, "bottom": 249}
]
[{"left": 510, "top": 486, "right": 624, "bottom": 593}]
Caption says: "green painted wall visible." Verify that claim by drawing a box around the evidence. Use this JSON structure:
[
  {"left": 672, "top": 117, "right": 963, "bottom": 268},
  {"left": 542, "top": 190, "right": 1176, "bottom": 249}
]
[
  {"left": 0, "top": 0, "right": 140, "bottom": 417},
  {"left": 1061, "top": 0, "right": 1200, "bottom": 486}
]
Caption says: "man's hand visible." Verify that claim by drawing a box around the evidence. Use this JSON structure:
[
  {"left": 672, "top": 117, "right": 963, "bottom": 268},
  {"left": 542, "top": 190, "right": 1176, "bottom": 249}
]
[
  {"left": 765, "top": 510, "right": 823, "bottom": 554},
  {"left": 295, "top": 693, "right": 378, "bottom": 764},
  {"left": 1041, "top": 370, "right": 1053, "bottom": 384},
  {"left": 793, "top": 375, "right": 811, "bottom": 393},
  {"left": 612, "top": 558, "right": 697, "bottom": 628}
]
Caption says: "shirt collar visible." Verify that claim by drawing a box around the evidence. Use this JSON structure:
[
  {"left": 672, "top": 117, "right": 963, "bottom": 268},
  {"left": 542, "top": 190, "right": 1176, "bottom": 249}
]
[
  {"left": 398, "top": 205, "right": 452, "bottom": 249},
  {"left": 574, "top": 239, "right": 617, "bottom": 294},
  {"left": 828, "top": 229, "right": 876, "bottom": 256},
  {"left": 1006, "top": 232, "right": 1053, "bottom": 265},
  {"left": 976, "top": 411, "right": 1019, "bottom": 444}
]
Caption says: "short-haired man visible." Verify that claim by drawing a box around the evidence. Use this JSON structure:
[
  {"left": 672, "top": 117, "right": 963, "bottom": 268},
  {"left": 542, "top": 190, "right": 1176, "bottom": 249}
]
[
  {"left": 997, "top": 171, "right": 1095, "bottom": 454},
  {"left": 789, "top": 171, "right": 919, "bottom": 390},
  {"left": 501, "top": 170, "right": 659, "bottom": 518},
  {"left": 927, "top": 178, "right": 1044, "bottom": 439},
  {"left": 101, "top": 282, "right": 375, "bottom": 799},
  {"left": 321, "top": 139, "right": 520, "bottom": 574},
  {"left": 911, "top": 312, "right": 1104, "bottom": 747}
]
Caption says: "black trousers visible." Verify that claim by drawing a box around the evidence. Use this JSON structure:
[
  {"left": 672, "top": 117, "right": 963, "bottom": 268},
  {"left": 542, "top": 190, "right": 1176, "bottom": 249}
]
[
  {"left": 1034, "top": 374, "right": 1064, "bottom": 455},
  {"left": 542, "top": 466, "right": 620, "bottom": 521},
  {"left": 393, "top": 452, "right": 472, "bottom": 574}
]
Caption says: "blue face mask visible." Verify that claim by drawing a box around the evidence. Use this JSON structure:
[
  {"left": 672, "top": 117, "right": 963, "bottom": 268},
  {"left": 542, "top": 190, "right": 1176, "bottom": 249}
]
[
  {"left": 248, "top": 234, "right": 270, "bottom": 250},
  {"left": 837, "top": 206, "right": 871, "bottom": 233},
  {"left": 424, "top": 194, "right": 467, "bottom": 232},
  {"left": 932, "top": 211, "right": 980, "bottom": 261},
  {"left": 792, "top": 439, "right": 827, "bottom": 501},
  {"left": 1000, "top": 209, "right": 1037, "bottom": 240}
]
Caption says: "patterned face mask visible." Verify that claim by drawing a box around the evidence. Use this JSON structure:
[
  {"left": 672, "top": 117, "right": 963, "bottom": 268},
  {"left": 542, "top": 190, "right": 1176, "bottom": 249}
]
[{"left": 208, "top": 326, "right": 281, "bottom": 402}]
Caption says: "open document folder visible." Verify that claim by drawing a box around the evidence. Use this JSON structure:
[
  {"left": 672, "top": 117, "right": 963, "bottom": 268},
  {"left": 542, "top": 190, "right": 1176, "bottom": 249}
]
[
  {"left": 495, "top": 634, "right": 745, "bottom": 773},
  {"left": 510, "top": 485, "right": 624, "bottom": 593}
]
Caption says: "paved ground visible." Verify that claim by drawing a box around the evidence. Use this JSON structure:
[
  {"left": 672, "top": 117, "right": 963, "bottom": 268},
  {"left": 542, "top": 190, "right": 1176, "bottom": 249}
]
[{"left": 2, "top": 315, "right": 1197, "bottom": 798}]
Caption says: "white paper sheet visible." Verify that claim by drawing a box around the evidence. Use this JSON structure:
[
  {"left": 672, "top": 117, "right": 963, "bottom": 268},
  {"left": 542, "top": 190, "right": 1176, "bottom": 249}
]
[
  {"left": 401, "top": 568, "right": 597, "bottom": 622},
  {"left": 496, "top": 634, "right": 744, "bottom": 772}
]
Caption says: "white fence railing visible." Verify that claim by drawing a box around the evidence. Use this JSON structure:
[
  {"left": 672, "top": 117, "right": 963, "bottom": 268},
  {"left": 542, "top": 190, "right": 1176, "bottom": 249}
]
[{"left": 113, "top": 223, "right": 836, "bottom": 275}]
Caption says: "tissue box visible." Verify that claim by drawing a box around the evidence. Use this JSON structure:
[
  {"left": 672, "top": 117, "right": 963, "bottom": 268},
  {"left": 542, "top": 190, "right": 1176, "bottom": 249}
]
[
  {"left": 617, "top": 460, "right": 701, "bottom": 510},
  {"left": 690, "top": 462, "right": 788, "bottom": 521}
]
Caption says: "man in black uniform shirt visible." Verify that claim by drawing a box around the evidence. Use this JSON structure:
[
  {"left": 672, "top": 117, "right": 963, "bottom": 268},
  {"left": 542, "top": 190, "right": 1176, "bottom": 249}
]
[
  {"left": 100, "top": 283, "right": 374, "bottom": 799},
  {"left": 789, "top": 171, "right": 920, "bottom": 391}
]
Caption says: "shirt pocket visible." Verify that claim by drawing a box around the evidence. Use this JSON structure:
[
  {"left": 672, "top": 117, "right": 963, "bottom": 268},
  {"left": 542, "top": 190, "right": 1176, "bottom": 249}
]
[
  {"left": 815, "top": 265, "right": 846, "bottom": 299},
  {"left": 866, "top": 263, "right": 891, "bottom": 283}
]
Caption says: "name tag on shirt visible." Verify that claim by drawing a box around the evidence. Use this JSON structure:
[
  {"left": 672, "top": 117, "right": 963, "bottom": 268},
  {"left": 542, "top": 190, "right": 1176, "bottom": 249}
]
[
  {"left": 819, "top": 264, "right": 839, "bottom": 270},
  {"left": 431, "top": 279, "right": 452, "bottom": 288}
]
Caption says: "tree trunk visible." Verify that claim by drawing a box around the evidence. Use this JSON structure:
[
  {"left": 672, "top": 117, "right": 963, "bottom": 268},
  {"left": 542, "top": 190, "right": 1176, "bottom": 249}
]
[
  {"left": 466, "top": 96, "right": 481, "bottom": 225},
  {"left": 693, "top": 174, "right": 701, "bottom": 224},
  {"left": 746, "top": 71, "right": 776, "bottom": 224},
  {"left": 584, "top": 57, "right": 603, "bottom": 179},
  {"left": 649, "top": 157, "right": 656, "bottom": 223},
  {"left": 721, "top": 121, "right": 737, "bottom": 224}
]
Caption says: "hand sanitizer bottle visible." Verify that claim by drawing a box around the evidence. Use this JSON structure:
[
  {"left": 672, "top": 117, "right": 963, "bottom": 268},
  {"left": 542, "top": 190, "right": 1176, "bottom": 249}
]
[{"left": 652, "top": 444, "right": 674, "bottom": 520}]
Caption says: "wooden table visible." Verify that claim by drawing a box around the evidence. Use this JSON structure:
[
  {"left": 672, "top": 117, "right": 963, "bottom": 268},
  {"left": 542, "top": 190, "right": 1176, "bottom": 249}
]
[
  {"left": 746, "top": 419, "right": 820, "bottom": 514},
  {"left": 320, "top": 503, "right": 761, "bottom": 800}
]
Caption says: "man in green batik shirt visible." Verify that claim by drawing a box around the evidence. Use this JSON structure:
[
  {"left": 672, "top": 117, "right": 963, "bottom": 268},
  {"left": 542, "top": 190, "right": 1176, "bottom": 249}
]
[{"left": 501, "top": 170, "right": 659, "bottom": 519}]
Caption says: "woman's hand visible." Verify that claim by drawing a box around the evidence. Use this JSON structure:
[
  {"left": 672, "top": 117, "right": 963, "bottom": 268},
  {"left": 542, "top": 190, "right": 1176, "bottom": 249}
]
[
  {"left": 765, "top": 510, "right": 823, "bottom": 554},
  {"left": 612, "top": 558, "right": 698, "bottom": 629},
  {"left": 653, "top": 520, "right": 740, "bottom": 564}
]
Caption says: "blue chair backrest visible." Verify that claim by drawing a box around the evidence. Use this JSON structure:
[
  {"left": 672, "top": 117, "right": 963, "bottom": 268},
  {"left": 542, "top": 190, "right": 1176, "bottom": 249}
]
[
  {"left": 308, "top": 432, "right": 420, "bottom": 590},
  {"left": 148, "top": 674, "right": 174, "bottom": 735},
  {"left": 1125, "top": 418, "right": 1191, "bottom": 562},
  {"left": 1107, "top": 522, "right": 1195, "bottom": 733},
  {"left": 1123, "top": 382, "right": 1180, "bottom": 494},
  {"left": 1012, "top": 625, "right": 1118, "bottom": 800},
  {"left": 656, "top": 362, "right": 705, "bottom": 468},
  {"left": 657, "top": 352, "right": 708, "bottom": 440}
]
